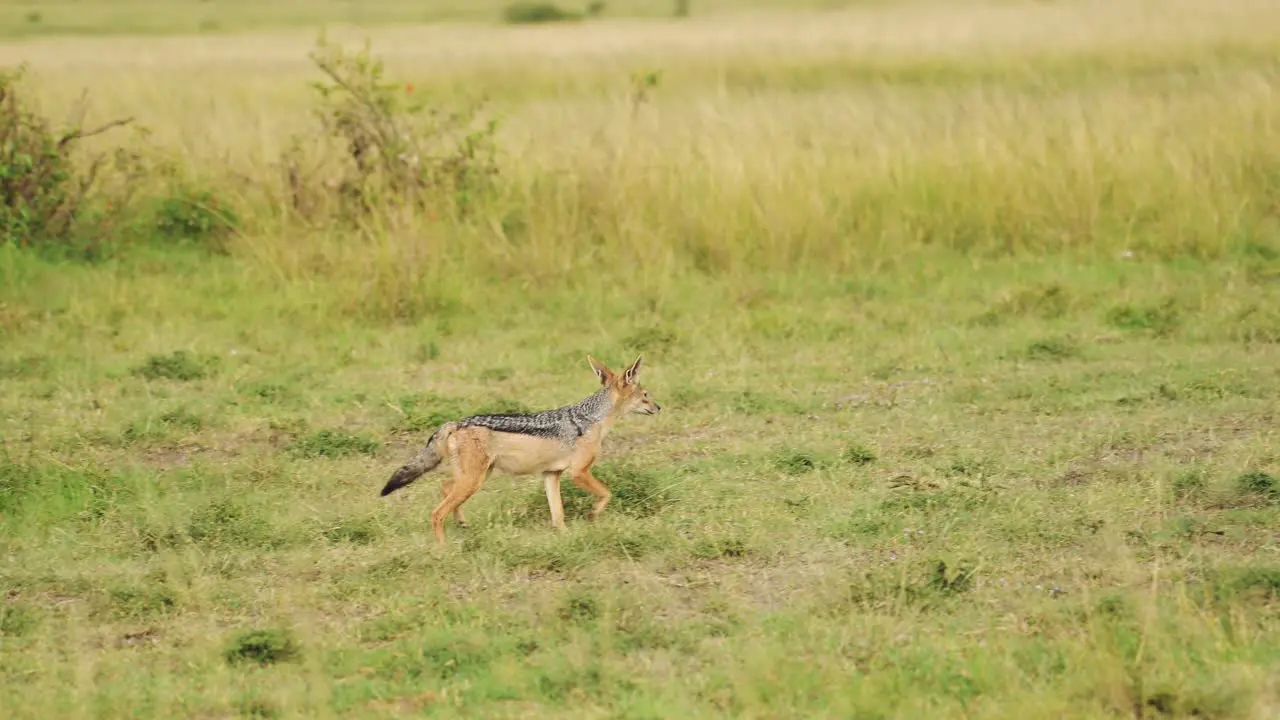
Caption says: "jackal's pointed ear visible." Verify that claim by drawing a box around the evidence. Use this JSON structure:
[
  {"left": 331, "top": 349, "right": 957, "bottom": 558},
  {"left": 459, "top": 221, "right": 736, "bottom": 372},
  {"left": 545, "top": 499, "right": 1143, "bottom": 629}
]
[
  {"left": 623, "top": 354, "right": 643, "bottom": 386},
  {"left": 587, "top": 355, "right": 614, "bottom": 386}
]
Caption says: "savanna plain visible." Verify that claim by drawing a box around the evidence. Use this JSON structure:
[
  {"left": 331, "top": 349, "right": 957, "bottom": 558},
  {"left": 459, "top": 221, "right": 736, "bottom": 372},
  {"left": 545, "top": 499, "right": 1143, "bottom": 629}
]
[{"left": 2, "top": 0, "right": 1280, "bottom": 717}]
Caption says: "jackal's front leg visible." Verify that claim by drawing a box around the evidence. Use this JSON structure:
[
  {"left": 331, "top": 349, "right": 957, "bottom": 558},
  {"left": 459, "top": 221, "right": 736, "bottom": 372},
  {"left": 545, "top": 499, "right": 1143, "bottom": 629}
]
[{"left": 570, "top": 466, "right": 612, "bottom": 521}]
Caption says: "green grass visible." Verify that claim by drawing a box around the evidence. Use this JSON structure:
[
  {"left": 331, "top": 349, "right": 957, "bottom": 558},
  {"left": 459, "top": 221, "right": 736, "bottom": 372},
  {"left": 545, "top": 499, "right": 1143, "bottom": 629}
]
[
  {"left": 3, "top": 246, "right": 1278, "bottom": 718},
  {"left": 3, "top": 0, "right": 1280, "bottom": 717}
]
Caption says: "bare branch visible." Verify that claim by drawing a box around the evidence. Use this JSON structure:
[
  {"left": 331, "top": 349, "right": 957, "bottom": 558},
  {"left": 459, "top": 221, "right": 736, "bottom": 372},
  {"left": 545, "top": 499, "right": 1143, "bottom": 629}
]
[{"left": 57, "top": 117, "right": 135, "bottom": 150}]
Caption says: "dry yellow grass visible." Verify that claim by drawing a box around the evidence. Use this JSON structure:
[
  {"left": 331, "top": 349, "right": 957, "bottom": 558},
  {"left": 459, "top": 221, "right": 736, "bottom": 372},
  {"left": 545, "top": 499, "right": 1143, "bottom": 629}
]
[
  {"left": 1, "top": 0, "right": 1276, "bottom": 321},
  {"left": 3, "top": 0, "right": 1276, "bottom": 160},
  {"left": 5, "top": 0, "right": 1272, "bottom": 301},
  {"left": 0, "top": 0, "right": 887, "bottom": 37}
]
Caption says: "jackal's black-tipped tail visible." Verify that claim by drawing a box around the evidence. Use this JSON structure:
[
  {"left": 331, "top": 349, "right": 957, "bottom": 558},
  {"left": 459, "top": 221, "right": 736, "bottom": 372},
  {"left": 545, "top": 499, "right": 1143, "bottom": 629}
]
[
  {"left": 379, "top": 424, "right": 453, "bottom": 496},
  {"left": 380, "top": 463, "right": 426, "bottom": 496}
]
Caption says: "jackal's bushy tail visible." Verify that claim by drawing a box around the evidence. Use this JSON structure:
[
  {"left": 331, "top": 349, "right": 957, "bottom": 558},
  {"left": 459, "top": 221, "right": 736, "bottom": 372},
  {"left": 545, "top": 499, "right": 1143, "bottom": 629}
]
[{"left": 380, "top": 423, "right": 456, "bottom": 497}]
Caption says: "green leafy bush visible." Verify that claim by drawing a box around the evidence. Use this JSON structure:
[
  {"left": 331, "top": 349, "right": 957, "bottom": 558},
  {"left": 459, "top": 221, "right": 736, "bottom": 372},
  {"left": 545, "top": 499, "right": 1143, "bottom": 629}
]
[
  {"left": 153, "top": 186, "right": 239, "bottom": 250},
  {"left": 0, "top": 64, "right": 141, "bottom": 257},
  {"left": 281, "top": 35, "right": 501, "bottom": 223}
]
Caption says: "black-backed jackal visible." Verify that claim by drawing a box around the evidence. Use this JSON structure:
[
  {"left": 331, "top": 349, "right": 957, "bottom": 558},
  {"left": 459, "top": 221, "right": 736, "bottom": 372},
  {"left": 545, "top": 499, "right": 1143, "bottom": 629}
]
[{"left": 380, "top": 355, "right": 661, "bottom": 545}]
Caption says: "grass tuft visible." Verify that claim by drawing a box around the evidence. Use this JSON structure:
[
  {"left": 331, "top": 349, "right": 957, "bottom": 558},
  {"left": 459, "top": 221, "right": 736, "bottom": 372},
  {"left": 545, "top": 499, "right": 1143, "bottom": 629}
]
[
  {"left": 842, "top": 443, "right": 877, "bottom": 465},
  {"left": 288, "top": 430, "right": 381, "bottom": 459},
  {"left": 132, "top": 350, "right": 218, "bottom": 381},
  {"left": 1235, "top": 471, "right": 1278, "bottom": 501},
  {"left": 224, "top": 628, "right": 301, "bottom": 666}
]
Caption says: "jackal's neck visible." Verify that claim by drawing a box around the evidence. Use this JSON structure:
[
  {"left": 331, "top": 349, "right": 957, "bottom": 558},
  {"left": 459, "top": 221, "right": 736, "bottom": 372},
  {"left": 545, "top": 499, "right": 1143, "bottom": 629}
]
[{"left": 572, "top": 387, "right": 614, "bottom": 427}]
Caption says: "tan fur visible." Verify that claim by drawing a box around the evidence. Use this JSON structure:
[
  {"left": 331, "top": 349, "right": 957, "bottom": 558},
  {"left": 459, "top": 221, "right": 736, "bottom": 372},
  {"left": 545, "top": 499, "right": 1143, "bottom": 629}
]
[{"left": 422, "top": 354, "right": 660, "bottom": 545}]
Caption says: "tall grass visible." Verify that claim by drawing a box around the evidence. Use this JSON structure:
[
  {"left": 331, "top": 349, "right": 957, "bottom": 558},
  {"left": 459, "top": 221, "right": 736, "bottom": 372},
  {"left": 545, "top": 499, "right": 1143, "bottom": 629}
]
[
  {"left": 0, "top": 0, "right": 825, "bottom": 37},
  {"left": 0, "top": 0, "right": 1277, "bottom": 321}
]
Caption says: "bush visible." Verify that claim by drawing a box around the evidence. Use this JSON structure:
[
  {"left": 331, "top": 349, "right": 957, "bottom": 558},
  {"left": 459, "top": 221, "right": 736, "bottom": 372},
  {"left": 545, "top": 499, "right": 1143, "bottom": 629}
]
[
  {"left": 502, "top": 3, "right": 583, "bottom": 24},
  {"left": 282, "top": 35, "right": 501, "bottom": 223},
  {"left": 152, "top": 186, "right": 239, "bottom": 250},
  {"left": 0, "top": 64, "right": 141, "bottom": 257}
]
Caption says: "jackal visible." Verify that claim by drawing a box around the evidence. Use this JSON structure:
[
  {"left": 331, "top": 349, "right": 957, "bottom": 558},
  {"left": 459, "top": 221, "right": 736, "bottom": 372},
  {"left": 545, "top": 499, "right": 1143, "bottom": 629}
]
[{"left": 380, "top": 355, "right": 661, "bottom": 545}]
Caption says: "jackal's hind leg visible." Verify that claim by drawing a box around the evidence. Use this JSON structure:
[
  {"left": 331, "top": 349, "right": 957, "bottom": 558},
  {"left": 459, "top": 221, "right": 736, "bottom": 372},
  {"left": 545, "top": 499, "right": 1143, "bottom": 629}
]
[
  {"left": 440, "top": 476, "right": 468, "bottom": 527},
  {"left": 543, "top": 471, "right": 566, "bottom": 530},
  {"left": 430, "top": 445, "right": 491, "bottom": 545}
]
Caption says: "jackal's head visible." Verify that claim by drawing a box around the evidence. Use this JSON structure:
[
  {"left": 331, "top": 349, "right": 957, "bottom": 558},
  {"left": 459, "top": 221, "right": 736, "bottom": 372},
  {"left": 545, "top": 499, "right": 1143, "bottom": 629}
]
[{"left": 588, "top": 354, "right": 661, "bottom": 416}]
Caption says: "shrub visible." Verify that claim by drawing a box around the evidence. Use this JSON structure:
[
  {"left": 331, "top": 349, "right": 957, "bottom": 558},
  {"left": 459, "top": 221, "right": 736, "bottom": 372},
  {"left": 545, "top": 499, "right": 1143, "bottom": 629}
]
[
  {"left": 282, "top": 35, "right": 501, "bottom": 223},
  {"left": 152, "top": 186, "right": 239, "bottom": 250},
  {"left": 0, "top": 64, "right": 141, "bottom": 257},
  {"left": 502, "top": 3, "right": 582, "bottom": 24}
]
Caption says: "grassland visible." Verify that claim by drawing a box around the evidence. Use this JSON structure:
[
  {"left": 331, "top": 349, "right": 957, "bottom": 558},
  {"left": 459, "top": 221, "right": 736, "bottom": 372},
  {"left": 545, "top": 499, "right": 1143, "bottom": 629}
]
[
  {"left": 0, "top": 0, "right": 849, "bottom": 38},
  {"left": 2, "top": 0, "right": 1280, "bottom": 717}
]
